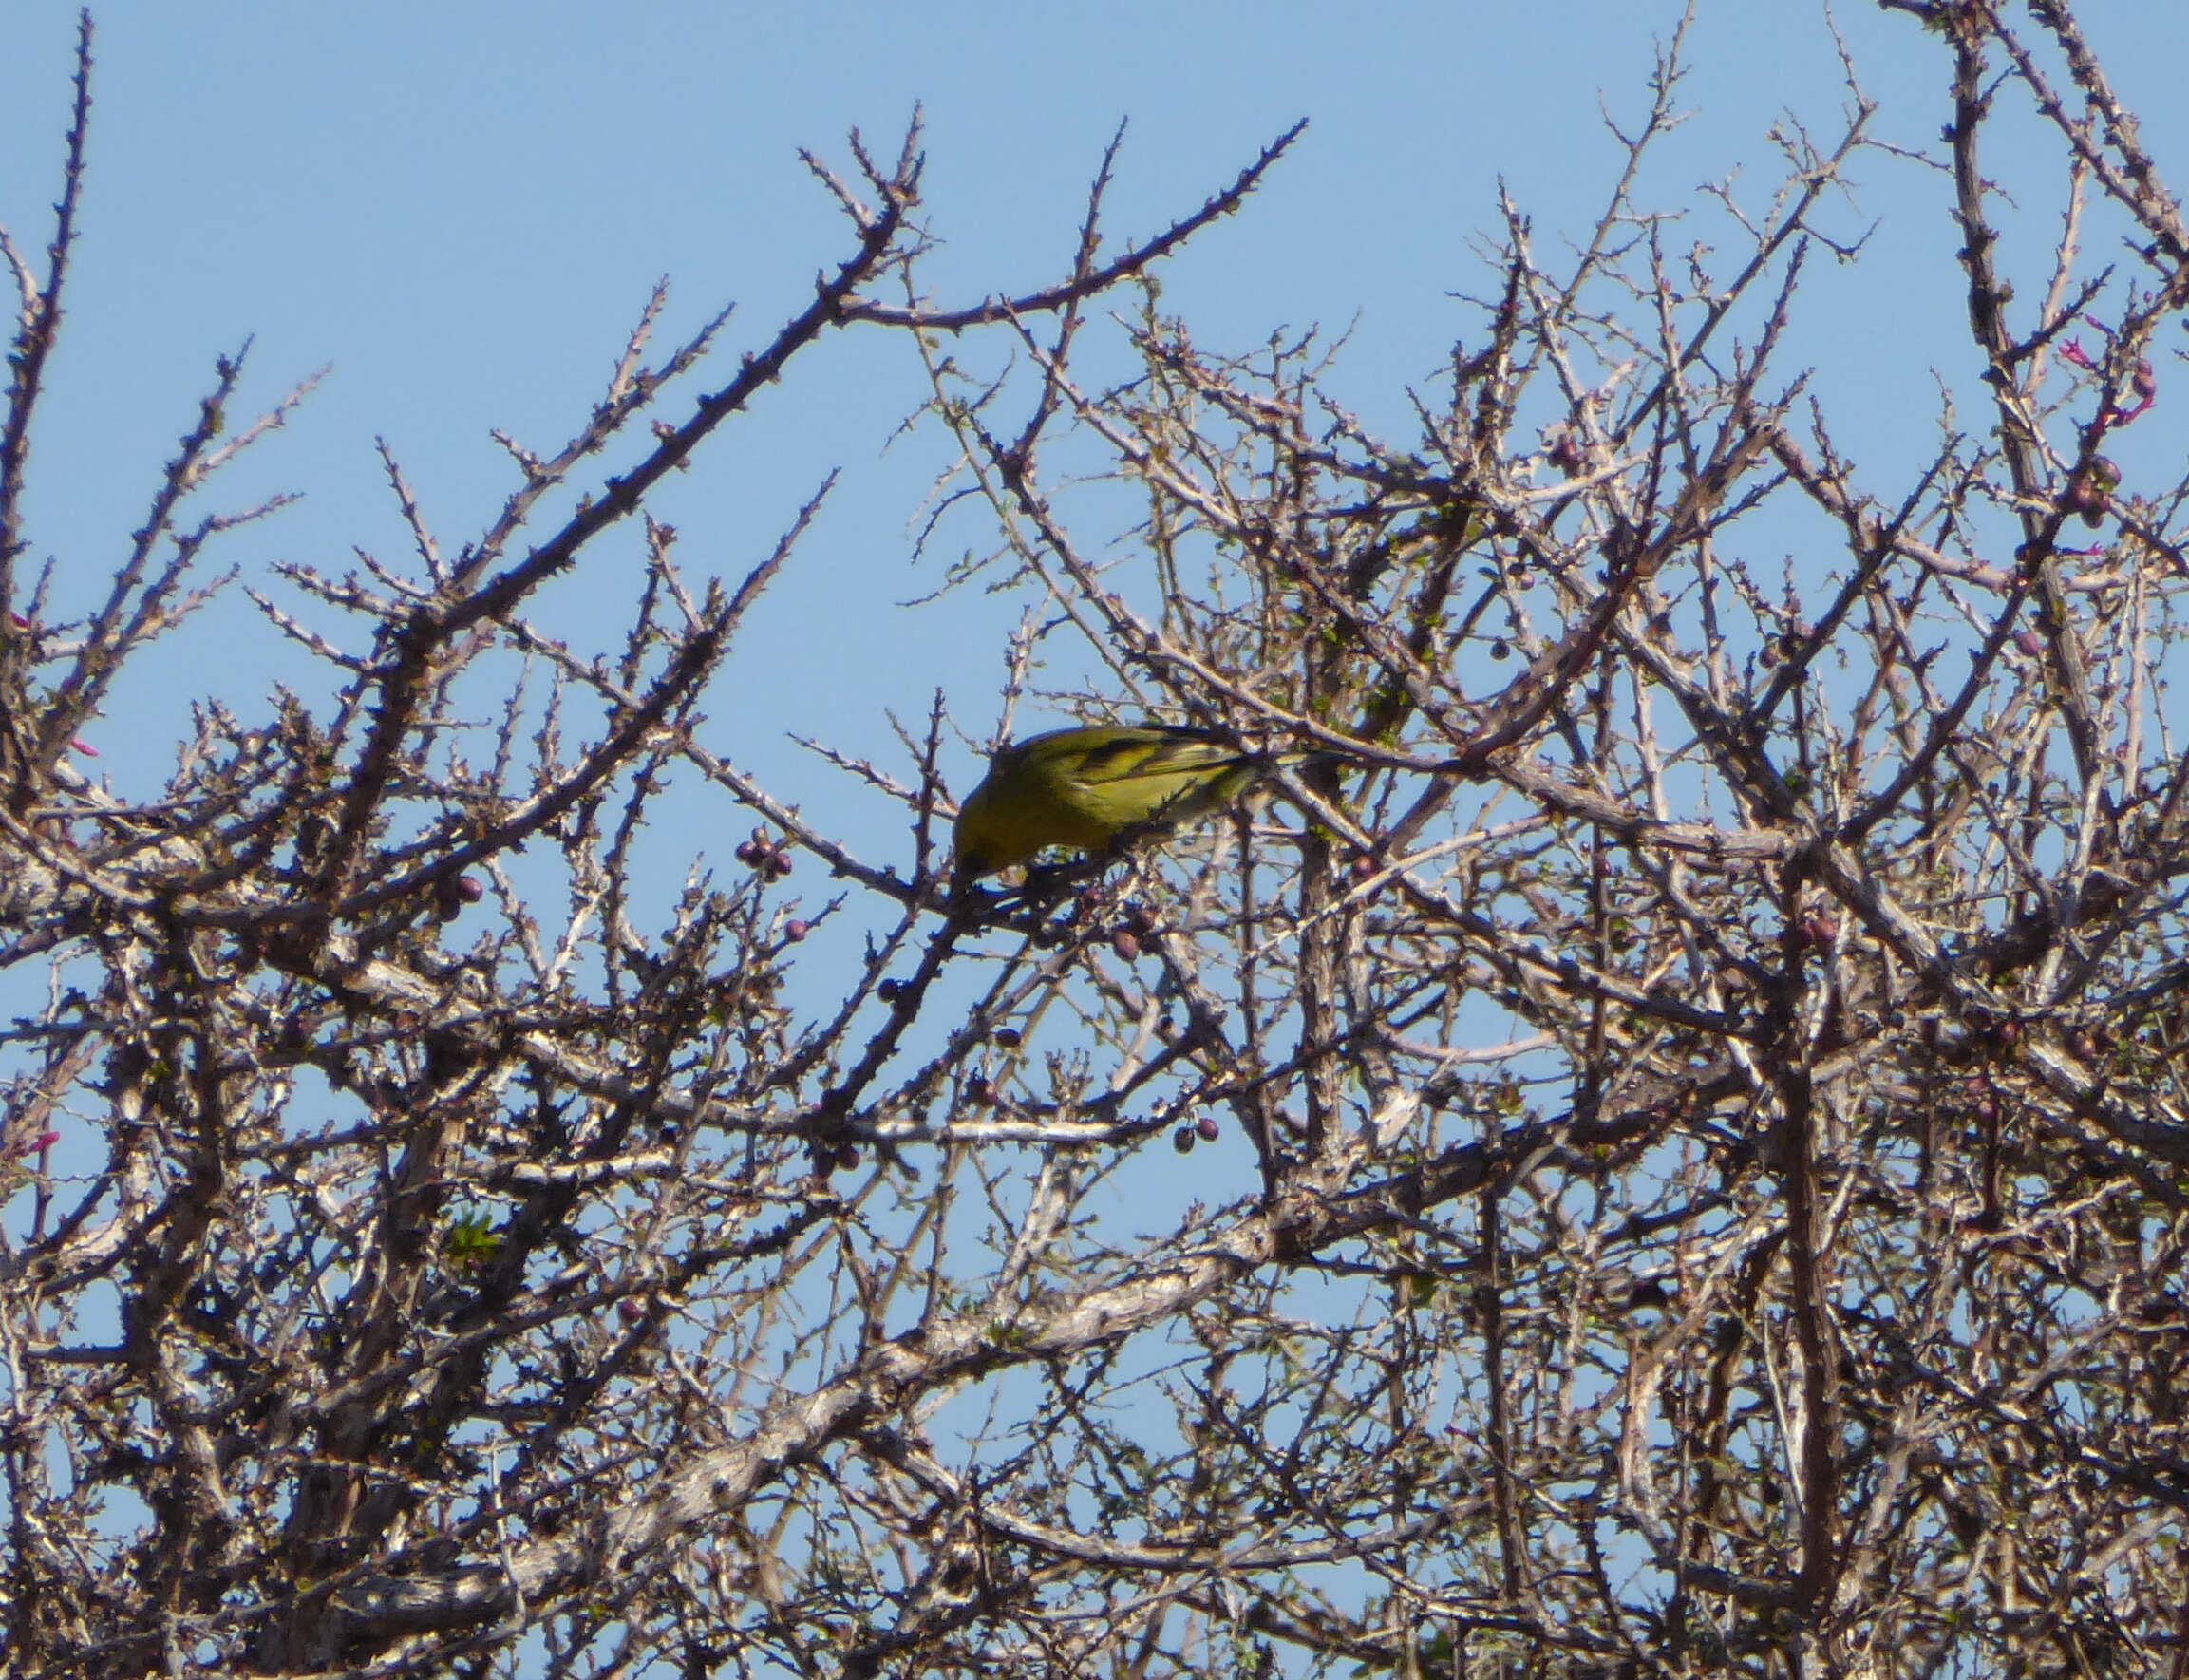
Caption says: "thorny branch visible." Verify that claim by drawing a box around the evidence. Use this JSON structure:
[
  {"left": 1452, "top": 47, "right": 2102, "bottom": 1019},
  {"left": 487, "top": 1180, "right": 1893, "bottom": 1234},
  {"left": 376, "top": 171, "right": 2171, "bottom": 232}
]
[{"left": 6, "top": 7, "right": 2189, "bottom": 1680}]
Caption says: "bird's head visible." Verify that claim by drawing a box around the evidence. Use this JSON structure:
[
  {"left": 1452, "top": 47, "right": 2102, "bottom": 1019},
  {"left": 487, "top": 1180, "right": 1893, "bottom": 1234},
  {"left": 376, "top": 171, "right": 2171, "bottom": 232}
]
[{"left": 951, "top": 773, "right": 1009, "bottom": 883}]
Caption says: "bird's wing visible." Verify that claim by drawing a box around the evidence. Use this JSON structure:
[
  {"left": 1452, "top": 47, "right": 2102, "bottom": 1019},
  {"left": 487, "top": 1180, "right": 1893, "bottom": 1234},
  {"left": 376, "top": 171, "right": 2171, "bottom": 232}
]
[{"left": 1071, "top": 730, "right": 1244, "bottom": 786}]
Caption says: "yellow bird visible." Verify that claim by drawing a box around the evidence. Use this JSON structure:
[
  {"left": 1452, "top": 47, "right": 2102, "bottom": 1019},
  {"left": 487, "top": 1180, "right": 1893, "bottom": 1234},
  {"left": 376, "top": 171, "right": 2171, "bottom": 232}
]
[{"left": 953, "top": 723, "right": 1306, "bottom": 881}]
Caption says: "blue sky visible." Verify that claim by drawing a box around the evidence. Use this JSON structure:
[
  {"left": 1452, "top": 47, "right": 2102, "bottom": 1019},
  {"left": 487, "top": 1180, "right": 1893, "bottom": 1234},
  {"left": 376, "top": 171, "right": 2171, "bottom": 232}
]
[
  {"left": 4, "top": 0, "right": 2187, "bottom": 857},
  {"left": 10, "top": 3, "right": 2189, "bottom": 1634}
]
